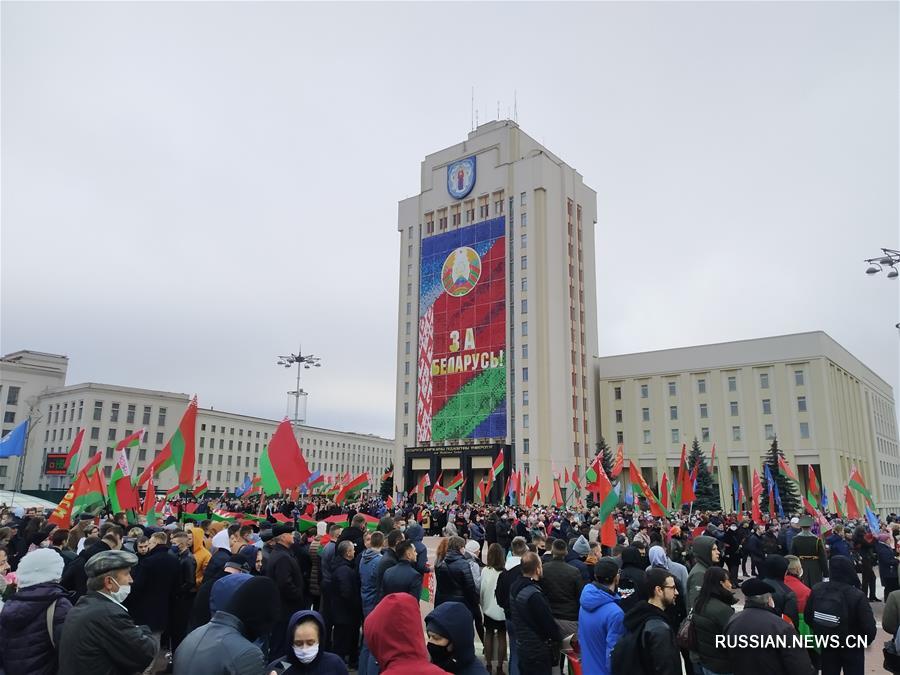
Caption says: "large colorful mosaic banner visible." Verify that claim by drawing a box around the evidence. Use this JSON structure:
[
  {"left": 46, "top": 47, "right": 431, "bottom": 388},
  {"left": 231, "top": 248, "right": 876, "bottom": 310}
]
[{"left": 417, "top": 218, "right": 507, "bottom": 442}]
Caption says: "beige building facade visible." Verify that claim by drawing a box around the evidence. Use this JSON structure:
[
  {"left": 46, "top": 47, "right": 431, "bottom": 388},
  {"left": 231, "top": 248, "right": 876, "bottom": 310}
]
[
  {"left": 394, "top": 121, "right": 599, "bottom": 497},
  {"left": 0, "top": 351, "right": 393, "bottom": 493},
  {"left": 595, "top": 332, "right": 899, "bottom": 515}
]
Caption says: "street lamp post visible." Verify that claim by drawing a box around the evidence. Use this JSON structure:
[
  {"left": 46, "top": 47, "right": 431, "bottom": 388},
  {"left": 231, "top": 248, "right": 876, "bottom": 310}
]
[
  {"left": 276, "top": 348, "right": 321, "bottom": 425},
  {"left": 864, "top": 248, "right": 900, "bottom": 279}
]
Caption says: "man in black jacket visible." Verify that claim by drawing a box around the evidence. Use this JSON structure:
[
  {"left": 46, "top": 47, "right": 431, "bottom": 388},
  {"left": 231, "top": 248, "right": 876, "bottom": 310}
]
[
  {"left": 375, "top": 529, "right": 404, "bottom": 598},
  {"left": 617, "top": 568, "right": 682, "bottom": 675},
  {"left": 805, "top": 555, "right": 876, "bottom": 675},
  {"left": 337, "top": 514, "right": 367, "bottom": 559},
  {"left": 58, "top": 550, "right": 157, "bottom": 675},
  {"left": 266, "top": 523, "right": 306, "bottom": 659},
  {"left": 509, "top": 552, "right": 561, "bottom": 675},
  {"left": 495, "top": 536, "right": 528, "bottom": 675},
  {"left": 169, "top": 531, "right": 196, "bottom": 650},
  {"left": 541, "top": 538, "right": 584, "bottom": 637},
  {"left": 381, "top": 540, "right": 423, "bottom": 601},
  {"left": 496, "top": 514, "right": 513, "bottom": 554},
  {"left": 61, "top": 531, "right": 121, "bottom": 599},
  {"left": 331, "top": 540, "right": 363, "bottom": 670},
  {"left": 126, "top": 531, "right": 181, "bottom": 671}
]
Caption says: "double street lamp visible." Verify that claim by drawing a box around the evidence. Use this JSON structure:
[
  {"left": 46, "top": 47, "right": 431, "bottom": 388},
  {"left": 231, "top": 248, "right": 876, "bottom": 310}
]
[
  {"left": 864, "top": 248, "right": 900, "bottom": 279},
  {"left": 277, "top": 348, "right": 322, "bottom": 424}
]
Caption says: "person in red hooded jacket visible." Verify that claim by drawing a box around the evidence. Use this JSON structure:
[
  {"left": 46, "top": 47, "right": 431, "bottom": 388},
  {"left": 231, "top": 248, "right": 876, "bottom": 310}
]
[{"left": 364, "top": 592, "right": 450, "bottom": 675}]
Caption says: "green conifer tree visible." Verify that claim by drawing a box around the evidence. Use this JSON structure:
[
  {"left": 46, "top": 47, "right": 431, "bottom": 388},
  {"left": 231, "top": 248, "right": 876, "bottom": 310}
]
[
  {"left": 758, "top": 436, "right": 801, "bottom": 515},
  {"left": 687, "top": 437, "right": 721, "bottom": 511}
]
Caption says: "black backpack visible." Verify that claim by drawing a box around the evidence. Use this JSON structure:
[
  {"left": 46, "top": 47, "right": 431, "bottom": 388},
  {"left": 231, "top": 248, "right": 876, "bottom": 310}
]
[
  {"left": 810, "top": 584, "right": 850, "bottom": 637},
  {"left": 610, "top": 618, "right": 655, "bottom": 674}
]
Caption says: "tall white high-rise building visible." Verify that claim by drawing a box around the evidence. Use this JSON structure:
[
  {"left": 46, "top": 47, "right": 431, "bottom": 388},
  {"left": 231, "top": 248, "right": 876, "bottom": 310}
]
[{"left": 394, "top": 121, "right": 599, "bottom": 498}]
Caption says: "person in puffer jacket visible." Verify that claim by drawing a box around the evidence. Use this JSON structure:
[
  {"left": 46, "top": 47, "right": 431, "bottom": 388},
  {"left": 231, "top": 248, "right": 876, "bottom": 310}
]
[
  {"left": 265, "top": 610, "right": 348, "bottom": 675},
  {"left": 0, "top": 549, "right": 74, "bottom": 675},
  {"left": 435, "top": 537, "right": 479, "bottom": 620},
  {"left": 578, "top": 557, "right": 624, "bottom": 675}
]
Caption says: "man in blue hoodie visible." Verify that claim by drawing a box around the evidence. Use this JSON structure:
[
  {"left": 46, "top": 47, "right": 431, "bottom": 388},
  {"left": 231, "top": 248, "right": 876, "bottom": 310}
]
[
  {"left": 358, "top": 532, "right": 384, "bottom": 675},
  {"left": 578, "top": 557, "right": 624, "bottom": 675}
]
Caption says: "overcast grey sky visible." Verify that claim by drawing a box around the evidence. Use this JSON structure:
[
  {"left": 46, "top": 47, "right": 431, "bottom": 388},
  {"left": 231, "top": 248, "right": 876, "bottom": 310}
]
[{"left": 2, "top": 2, "right": 897, "bottom": 440}]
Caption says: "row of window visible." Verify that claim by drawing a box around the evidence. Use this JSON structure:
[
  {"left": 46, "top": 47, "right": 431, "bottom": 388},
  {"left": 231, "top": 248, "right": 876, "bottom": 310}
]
[
  {"left": 615, "top": 396, "right": 808, "bottom": 424},
  {"left": 627, "top": 421, "right": 811, "bottom": 446},
  {"left": 613, "top": 370, "right": 807, "bottom": 400}
]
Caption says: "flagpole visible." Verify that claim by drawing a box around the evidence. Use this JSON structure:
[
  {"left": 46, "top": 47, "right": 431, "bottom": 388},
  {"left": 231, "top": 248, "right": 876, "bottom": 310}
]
[{"left": 10, "top": 408, "right": 39, "bottom": 509}]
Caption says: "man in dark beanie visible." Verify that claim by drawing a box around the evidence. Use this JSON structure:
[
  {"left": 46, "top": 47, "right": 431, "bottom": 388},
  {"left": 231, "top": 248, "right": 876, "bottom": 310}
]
[
  {"left": 725, "top": 578, "right": 814, "bottom": 675},
  {"left": 267, "top": 523, "right": 305, "bottom": 659}
]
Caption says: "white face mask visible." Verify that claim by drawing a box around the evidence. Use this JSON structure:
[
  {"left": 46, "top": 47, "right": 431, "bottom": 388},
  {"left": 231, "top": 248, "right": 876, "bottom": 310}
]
[
  {"left": 293, "top": 645, "right": 318, "bottom": 663},
  {"left": 109, "top": 577, "right": 131, "bottom": 603}
]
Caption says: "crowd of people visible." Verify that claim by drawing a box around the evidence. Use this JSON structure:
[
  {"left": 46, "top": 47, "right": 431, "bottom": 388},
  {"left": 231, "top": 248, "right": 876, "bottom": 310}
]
[{"left": 0, "top": 493, "right": 896, "bottom": 675}]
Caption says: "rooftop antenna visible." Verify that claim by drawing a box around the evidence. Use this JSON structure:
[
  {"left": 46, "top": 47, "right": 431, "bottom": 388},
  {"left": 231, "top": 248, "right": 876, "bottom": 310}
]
[
  {"left": 471, "top": 86, "right": 474, "bottom": 131},
  {"left": 514, "top": 90, "right": 518, "bottom": 123},
  {"left": 497, "top": 100, "right": 500, "bottom": 120}
]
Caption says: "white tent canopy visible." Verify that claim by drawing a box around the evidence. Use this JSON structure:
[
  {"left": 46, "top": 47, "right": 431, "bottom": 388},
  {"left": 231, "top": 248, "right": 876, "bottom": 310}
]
[{"left": 0, "top": 490, "right": 58, "bottom": 511}]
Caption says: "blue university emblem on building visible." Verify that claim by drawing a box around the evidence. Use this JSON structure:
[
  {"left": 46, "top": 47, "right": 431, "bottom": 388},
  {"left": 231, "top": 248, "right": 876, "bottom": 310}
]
[{"left": 447, "top": 156, "right": 476, "bottom": 200}]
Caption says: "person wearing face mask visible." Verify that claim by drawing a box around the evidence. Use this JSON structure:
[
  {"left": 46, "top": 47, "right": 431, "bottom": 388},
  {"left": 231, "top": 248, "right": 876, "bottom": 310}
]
[
  {"left": 174, "top": 574, "right": 280, "bottom": 675},
  {"left": 266, "top": 610, "right": 348, "bottom": 675},
  {"left": 578, "top": 557, "right": 624, "bottom": 675},
  {"left": 424, "top": 602, "right": 489, "bottom": 675},
  {"left": 58, "top": 550, "right": 157, "bottom": 675}
]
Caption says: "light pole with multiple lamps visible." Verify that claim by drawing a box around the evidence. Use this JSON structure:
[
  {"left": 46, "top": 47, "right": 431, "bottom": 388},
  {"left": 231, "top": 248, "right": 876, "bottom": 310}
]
[
  {"left": 277, "top": 348, "right": 321, "bottom": 424},
  {"left": 864, "top": 248, "right": 900, "bottom": 279}
]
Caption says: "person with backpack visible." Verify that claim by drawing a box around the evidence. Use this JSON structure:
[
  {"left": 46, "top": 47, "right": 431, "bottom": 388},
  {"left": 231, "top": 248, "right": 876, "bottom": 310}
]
[
  {"left": 759, "top": 555, "right": 799, "bottom": 627},
  {"left": 725, "top": 577, "right": 813, "bottom": 675},
  {"left": 611, "top": 567, "right": 681, "bottom": 675},
  {"left": 578, "top": 557, "right": 624, "bottom": 675},
  {"left": 804, "top": 555, "right": 876, "bottom": 675},
  {"left": 690, "top": 566, "right": 737, "bottom": 675}
]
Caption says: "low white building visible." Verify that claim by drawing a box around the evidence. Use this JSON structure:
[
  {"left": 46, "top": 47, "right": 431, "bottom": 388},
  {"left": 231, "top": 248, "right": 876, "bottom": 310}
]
[
  {"left": 596, "top": 331, "right": 899, "bottom": 514},
  {"left": 0, "top": 350, "right": 393, "bottom": 493}
]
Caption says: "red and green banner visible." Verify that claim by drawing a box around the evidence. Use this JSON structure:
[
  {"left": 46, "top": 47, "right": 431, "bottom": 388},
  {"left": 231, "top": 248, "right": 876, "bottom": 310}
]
[
  {"left": 489, "top": 449, "right": 504, "bottom": 485},
  {"left": 416, "top": 219, "right": 507, "bottom": 442},
  {"left": 611, "top": 444, "right": 624, "bottom": 478},
  {"left": 628, "top": 461, "right": 668, "bottom": 517},
  {"left": 447, "top": 470, "right": 464, "bottom": 491},
  {"left": 193, "top": 479, "right": 208, "bottom": 498},
  {"left": 751, "top": 469, "right": 763, "bottom": 524},
  {"left": 844, "top": 484, "right": 861, "bottom": 519},
  {"left": 259, "top": 419, "right": 311, "bottom": 495},
  {"left": 63, "top": 428, "right": 85, "bottom": 473},
  {"left": 848, "top": 467, "right": 875, "bottom": 509},
  {"left": 335, "top": 472, "right": 369, "bottom": 504},
  {"left": 806, "top": 465, "right": 820, "bottom": 509},
  {"left": 138, "top": 398, "right": 197, "bottom": 487},
  {"left": 420, "top": 570, "right": 436, "bottom": 602},
  {"left": 430, "top": 471, "right": 449, "bottom": 501},
  {"left": 832, "top": 490, "right": 845, "bottom": 519},
  {"left": 413, "top": 473, "right": 430, "bottom": 496}
]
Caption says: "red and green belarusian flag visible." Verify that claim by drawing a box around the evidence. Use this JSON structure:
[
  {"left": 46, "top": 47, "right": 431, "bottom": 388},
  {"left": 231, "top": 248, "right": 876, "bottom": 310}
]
[
  {"left": 142, "top": 479, "right": 160, "bottom": 525},
  {"left": 138, "top": 397, "right": 197, "bottom": 487},
  {"left": 307, "top": 473, "right": 325, "bottom": 491},
  {"left": 430, "top": 471, "right": 449, "bottom": 501},
  {"left": 611, "top": 444, "right": 624, "bottom": 478},
  {"left": 844, "top": 484, "right": 861, "bottom": 519},
  {"left": 420, "top": 570, "right": 437, "bottom": 602},
  {"left": 832, "top": 490, "right": 845, "bottom": 519},
  {"left": 335, "top": 472, "right": 369, "bottom": 504},
  {"left": 414, "top": 472, "right": 430, "bottom": 496},
  {"left": 525, "top": 478, "right": 540, "bottom": 508},
  {"left": 660, "top": 473, "right": 670, "bottom": 510},
  {"left": 673, "top": 444, "right": 695, "bottom": 509},
  {"left": 108, "top": 430, "right": 143, "bottom": 513},
  {"left": 259, "top": 419, "right": 311, "bottom": 496},
  {"left": 629, "top": 460, "right": 668, "bottom": 517},
  {"left": 807, "top": 465, "right": 821, "bottom": 509},
  {"left": 63, "top": 428, "right": 85, "bottom": 474},
  {"left": 193, "top": 478, "right": 209, "bottom": 498},
  {"left": 551, "top": 473, "right": 564, "bottom": 508},
  {"left": 49, "top": 452, "right": 108, "bottom": 526},
  {"left": 488, "top": 449, "right": 504, "bottom": 486},
  {"left": 848, "top": 467, "right": 875, "bottom": 509},
  {"left": 447, "top": 471, "right": 464, "bottom": 491},
  {"left": 381, "top": 467, "right": 393, "bottom": 481}
]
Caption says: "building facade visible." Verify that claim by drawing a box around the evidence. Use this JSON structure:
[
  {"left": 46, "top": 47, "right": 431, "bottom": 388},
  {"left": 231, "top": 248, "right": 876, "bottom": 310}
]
[
  {"left": 0, "top": 351, "right": 393, "bottom": 493},
  {"left": 394, "top": 121, "right": 599, "bottom": 498},
  {"left": 595, "top": 332, "right": 900, "bottom": 514}
]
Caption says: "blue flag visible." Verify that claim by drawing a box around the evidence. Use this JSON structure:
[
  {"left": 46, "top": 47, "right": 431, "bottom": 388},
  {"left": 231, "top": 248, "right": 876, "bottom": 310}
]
[
  {"left": 235, "top": 474, "right": 252, "bottom": 497},
  {"left": 624, "top": 480, "right": 634, "bottom": 506},
  {"left": 865, "top": 506, "right": 880, "bottom": 534},
  {"left": 733, "top": 476, "right": 740, "bottom": 512},
  {"left": 821, "top": 486, "right": 829, "bottom": 512},
  {"left": 773, "top": 479, "right": 784, "bottom": 518},
  {"left": 0, "top": 419, "right": 28, "bottom": 458}
]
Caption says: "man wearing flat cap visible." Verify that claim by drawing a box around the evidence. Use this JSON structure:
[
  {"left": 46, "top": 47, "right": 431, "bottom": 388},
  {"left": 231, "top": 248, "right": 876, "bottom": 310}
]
[
  {"left": 265, "top": 522, "right": 305, "bottom": 659},
  {"left": 790, "top": 515, "right": 828, "bottom": 587},
  {"left": 58, "top": 550, "right": 157, "bottom": 675},
  {"left": 724, "top": 578, "right": 814, "bottom": 675}
]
